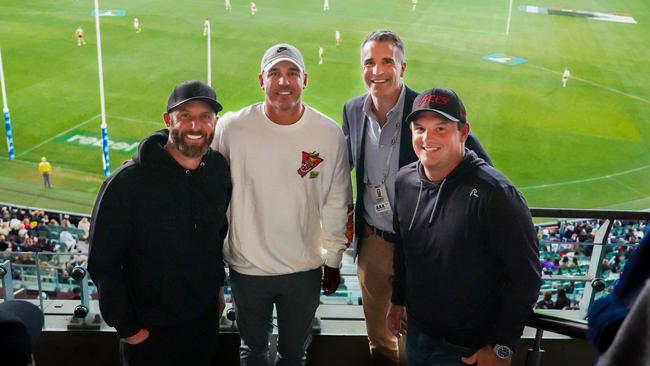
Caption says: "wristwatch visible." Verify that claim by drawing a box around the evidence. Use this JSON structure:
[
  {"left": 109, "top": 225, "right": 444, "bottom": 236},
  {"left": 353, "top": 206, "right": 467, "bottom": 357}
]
[{"left": 493, "top": 344, "right": 513, "bottom": 359}]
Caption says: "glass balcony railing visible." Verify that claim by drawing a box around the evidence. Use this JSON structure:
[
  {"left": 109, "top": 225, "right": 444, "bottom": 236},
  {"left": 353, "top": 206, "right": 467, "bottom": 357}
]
[{"left": 1, "top": 205, "right": 648, "bottom": 333}]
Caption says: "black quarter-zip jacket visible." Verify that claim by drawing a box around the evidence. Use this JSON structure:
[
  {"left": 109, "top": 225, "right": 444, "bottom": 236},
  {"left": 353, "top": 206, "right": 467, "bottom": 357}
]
[
  {"left": 88, "top": 129, "right": 232, "bottom": 338},
  {"left": 392, "top": 150, "right": 541, "bottom": 350}
]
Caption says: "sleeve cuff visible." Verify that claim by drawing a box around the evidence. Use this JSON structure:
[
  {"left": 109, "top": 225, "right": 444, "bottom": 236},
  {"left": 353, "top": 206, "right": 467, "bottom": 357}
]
[
  {"left": 323, "top": 250, "right": 343, "bottom": 268},
  {"left": 116, "top": 322, "right": 142, "bottom": 340}
]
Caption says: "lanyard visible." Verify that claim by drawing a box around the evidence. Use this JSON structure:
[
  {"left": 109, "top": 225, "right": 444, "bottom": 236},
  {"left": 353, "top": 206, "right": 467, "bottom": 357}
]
[{"left": 364, "top": 119, "right": 401, "bottom": 186}]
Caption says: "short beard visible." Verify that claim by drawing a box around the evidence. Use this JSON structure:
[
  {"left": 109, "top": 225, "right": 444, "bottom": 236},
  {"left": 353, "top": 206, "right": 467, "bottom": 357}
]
[{"left": 170, "top": 128, "right": 213, "bottom": 158}]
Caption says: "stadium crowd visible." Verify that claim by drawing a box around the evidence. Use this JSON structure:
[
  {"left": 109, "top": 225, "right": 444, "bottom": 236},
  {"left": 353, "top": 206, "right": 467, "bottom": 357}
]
[
  {"left": 533, "top": 219, "right": 647, "bottom": 310},
  {"left": 0, "top": 206, "right": 89, "bottom": 252},
  {"left": 2, "top": 203, "right": 646, "bottom": 292},
  {"left": 0, "top": 206, "right": 90, "bottom": 294}
]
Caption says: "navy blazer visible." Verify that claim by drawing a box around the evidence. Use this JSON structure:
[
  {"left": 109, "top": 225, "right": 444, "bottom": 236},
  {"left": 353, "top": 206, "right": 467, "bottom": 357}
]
[{"left": 342, "top": 85, "right": 492, "bottom": 255}]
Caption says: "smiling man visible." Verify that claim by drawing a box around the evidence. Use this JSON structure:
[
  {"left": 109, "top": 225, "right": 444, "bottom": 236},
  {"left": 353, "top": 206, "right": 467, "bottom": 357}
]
[
  {"left": 211, "top": 43, "right": 352, "bottom": 365},
  {"left": 342, "top": 30, "right": 491, "bottom": 365},
  {"left": 88, "top": 80, "right": 232, "bottom": 366},
  {"left": 388, "top": 88, "right": 541, "bottom": 366}
]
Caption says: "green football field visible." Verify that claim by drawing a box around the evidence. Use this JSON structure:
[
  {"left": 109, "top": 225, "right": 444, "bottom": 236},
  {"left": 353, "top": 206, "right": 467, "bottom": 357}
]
[{"left": 0, "top": 0, "right": 649, "bottom": 214}]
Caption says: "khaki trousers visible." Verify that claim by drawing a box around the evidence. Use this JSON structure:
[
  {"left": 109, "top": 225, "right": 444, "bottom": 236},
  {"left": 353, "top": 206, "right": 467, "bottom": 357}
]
[{"left": 357, "top": 224, "right": 401, "bottom": 365}]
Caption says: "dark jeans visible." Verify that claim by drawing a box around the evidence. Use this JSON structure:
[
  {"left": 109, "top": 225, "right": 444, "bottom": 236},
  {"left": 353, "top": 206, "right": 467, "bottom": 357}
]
[
  {"left": 230, "top": 268, "right": 321, "bottom": 366},
  {"left": 406, "top": 321, "right": 474, "bottom": 366},
  {"left": 119, "top": 307, "right": 220, "bottom": 366}
]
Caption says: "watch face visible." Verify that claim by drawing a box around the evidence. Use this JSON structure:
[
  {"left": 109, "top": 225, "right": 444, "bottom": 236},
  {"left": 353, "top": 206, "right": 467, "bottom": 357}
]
[{"left": 494, "top": 344, "right": 513, "bottom": 359}]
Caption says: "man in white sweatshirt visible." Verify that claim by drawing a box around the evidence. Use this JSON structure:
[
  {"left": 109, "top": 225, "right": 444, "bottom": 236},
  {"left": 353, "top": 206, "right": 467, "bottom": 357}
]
[{"left": 211, "top": 43, "right": 352, "bottom": 366}]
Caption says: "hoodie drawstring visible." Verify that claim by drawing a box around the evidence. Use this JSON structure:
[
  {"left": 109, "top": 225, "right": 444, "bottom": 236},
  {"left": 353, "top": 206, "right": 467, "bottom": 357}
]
[
  {"left": 428, "top": 179, "right": 446, "bottom": 225},
  {"left": 408, "top": 180, "right": 424, "bottom": 231}
]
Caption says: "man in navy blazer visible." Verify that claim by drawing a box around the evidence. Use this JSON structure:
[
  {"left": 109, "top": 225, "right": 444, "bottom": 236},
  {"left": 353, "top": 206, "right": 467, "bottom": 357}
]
[{"left": 342, "top": 30, "right": 491, "bottom": 365}]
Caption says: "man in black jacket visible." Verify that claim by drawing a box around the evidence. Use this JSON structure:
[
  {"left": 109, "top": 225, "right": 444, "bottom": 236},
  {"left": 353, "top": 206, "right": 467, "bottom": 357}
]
[
  {"left": 88, "top": 80, "right": 232, "bottom": 366},
  {"left": 388, "top": 88, "right": 540, "bottom": 366},
  {"left": 342, "top": 30, "right": 491, "bottom": 365}
]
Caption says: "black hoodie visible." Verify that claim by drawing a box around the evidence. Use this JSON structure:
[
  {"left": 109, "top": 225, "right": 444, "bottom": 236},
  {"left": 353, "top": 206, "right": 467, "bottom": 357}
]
[
  {"left": 88, "top": 129, "right": 231, "bottom": 338},
  {"left": 392, "top": 150, "right": 540, "bottom": 350}
]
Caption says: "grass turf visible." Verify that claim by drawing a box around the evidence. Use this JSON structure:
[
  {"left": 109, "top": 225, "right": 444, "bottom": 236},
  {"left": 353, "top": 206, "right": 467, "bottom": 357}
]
[{"left": 0, "top": 0, "right": 649, "bottom": 214}]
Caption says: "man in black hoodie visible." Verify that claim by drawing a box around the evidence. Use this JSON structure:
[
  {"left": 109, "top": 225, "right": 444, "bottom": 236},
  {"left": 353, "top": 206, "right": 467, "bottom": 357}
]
[
  {"left": 388, "top": 88, "right": 540, "bottom": 366},
  {"left": 342, "top": 30, "right": 492, "bottom": 365},
  {"left": 88, "top": 80, "right": 232, "bottom": 366}
]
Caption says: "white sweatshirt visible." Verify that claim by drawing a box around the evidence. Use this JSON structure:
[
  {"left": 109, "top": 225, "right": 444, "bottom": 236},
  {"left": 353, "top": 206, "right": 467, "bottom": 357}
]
[{"left": 212, "top": 103, "right": 352, "bottom": 275}]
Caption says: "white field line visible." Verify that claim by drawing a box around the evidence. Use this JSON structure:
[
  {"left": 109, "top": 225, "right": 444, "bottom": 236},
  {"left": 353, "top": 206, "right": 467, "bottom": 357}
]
[
  {"left": 606, "top": 176, "right": 646, "bottom": 196},
  {"left": 520, "top": 164, "right": 650, "bottom": 190},
  {"left": 506, "top": 0, "right": 514, "bottom": 36},
  {"left": 16, "top": 114, "right": 100, "bottom": 158},
  {"left": 109, "top": 115, "right": 161, "bottom": 126},
  {"left": 529, "top": 64, "right": 650, "bottom": 105},
  {"left": 15, "top": 114, "right": 158, "bottom": 159},
  {"left": 602, "top": 196, "right": 650, "bottom": 211}
]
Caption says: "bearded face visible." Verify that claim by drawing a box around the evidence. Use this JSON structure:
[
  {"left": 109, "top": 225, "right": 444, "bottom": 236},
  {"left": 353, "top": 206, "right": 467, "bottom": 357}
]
[
  {"left": 169, "top": 121, "right": 214, "bottom": 158},
  {"left": 166, "top": 100, "right": 217, "bottom": 158}
]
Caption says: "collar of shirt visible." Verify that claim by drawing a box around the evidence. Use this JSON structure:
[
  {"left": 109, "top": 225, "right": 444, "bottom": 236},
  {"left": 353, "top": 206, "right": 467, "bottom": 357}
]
[{"left": 362, "top": 85, "right": 406, "bottom": 129}]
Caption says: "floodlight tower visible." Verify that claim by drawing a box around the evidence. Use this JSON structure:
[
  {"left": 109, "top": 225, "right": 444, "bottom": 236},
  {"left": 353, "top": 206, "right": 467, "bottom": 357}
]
[
  {"left": 94, "top": 0, "right": 111, "bottom": 176},
  {"left": 0, "top": 48, "right": 16, "bottom": 160},
  {"left": 206, "top": 20, "right": 212, "bottom": 86}
]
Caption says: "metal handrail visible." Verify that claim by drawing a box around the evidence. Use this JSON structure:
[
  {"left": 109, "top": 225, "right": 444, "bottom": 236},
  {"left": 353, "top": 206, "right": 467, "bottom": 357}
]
[
  {"left": 524, "top": 311, "right": 590, "bottom": 366},
  {"left": 530, "top": 207, "right": 650, "bottom": 220},
  {"left": 527, "top": 311, "right": 588, "bottom": 340}
]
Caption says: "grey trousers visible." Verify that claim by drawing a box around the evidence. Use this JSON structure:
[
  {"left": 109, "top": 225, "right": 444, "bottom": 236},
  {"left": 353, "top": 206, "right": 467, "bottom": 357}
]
[
  {"left": 230, "top": 268, "right": 321, "bottom": 366},
  {"left": 42, "top": 172, "right": 51, "bottom": 188}
]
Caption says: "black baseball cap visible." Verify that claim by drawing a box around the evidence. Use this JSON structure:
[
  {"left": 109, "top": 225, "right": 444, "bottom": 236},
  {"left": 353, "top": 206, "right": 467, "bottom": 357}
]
[
  {"left": 406, "top": 87, "right": 467, "bottom": 124},
  {"left": 166, "top": 80, "right": 223, "bottom": 114},
  {"left": 0, "top": 300, "right": 44, "bottom": 364}
]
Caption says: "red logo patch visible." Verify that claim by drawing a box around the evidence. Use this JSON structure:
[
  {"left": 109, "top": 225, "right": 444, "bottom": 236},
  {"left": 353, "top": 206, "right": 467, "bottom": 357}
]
[
  {"left": 297, "top": 151, "right": 323, "bottom": 177},
  {"left": 416, "top": 94, "right": 449, "bottom": 108}
]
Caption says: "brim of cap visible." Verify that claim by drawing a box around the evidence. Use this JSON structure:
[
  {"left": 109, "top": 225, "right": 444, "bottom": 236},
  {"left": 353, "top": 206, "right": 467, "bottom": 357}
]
[
  {"left": 0, "top": 301, "right": 44, "bottom": 345},
  {"left": 167, "top": 97, "right": 223, "bottom": 114},
  {"left": 406, "top": 108, "right": 460, "bottom": 123},
  {"left": 262, "top": 57, "right": 304, "bottom": 73}
]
